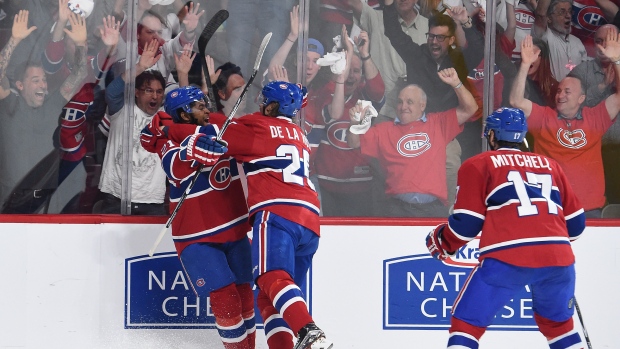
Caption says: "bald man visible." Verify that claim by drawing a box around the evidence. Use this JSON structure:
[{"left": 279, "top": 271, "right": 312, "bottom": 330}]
[{"left": 347, "top": 68, "right": 478, "bottom": 217}]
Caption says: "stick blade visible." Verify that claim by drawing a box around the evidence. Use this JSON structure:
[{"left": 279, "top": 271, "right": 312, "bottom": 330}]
[
  {"left": 148, "top": 225, "right": 169, "bottom": 257},
  {"left": 253, "top": 32, "right": 273, "bottom": 71},
  {"left": 198, "top": 9, "right": 229, "bottom": 56}
]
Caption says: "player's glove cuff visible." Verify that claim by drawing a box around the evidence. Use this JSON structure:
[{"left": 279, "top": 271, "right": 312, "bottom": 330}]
[{"left": 425, "top": 223, "right": 455, "bottom": 261}]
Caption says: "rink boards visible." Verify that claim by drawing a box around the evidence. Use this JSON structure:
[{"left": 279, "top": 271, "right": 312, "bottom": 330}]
[{"left": 0, "top": 219, "right": 616, "bottom": 348}]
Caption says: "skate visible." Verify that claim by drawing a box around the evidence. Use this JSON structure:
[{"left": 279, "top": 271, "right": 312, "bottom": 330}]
[{"left": 293, "top": 323, "right": 333, "bottom": 349}]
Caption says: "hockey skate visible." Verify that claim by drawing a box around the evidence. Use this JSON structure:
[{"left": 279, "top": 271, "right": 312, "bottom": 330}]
[{"left": 293, "top": 323, "right": 333, "bottom": 349}]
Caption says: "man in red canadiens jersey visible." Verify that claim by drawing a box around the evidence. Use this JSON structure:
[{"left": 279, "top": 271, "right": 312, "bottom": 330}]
[
  {"left": 140, "top": 86, "right": 257, "bottom": 349},
  {"left": 347, "top": 67, "right": 478, "bottom": 217},
  {"left": 164, "top": 81, "right": 332, "bottom": 349},
  {"left": 426, "top": 108, "right": 586, "bottom": 349}
]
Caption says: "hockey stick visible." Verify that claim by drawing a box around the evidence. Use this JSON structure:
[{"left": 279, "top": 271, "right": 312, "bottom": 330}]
[
  {"left": 198, "top": 9, "right": 229, "bottom": 112},
  {"left": 148, "top": 10, "right": 229, "bottom": 257},
  {"left": 574, "top": 297, "right": 593, "bottom": 349},
  {"left": 217, "top": 32, "right": 272, "bottom": 141},
  {"left": 148, "top": 32, "right": 272, "bottom": 257}
]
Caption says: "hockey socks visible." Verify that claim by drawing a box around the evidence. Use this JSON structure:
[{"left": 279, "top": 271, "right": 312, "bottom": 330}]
[
  {"left": 447, "top": 317, "right": 485, "bottom": 349},
  {"left": 258, "top": 289, "right": 294, "bottom": 349},
  {"left": 535, "top": 314, "right": 583, "bottom": 349},
  {"left": 256, "top": 270, "right": 314, "bottom": 334},
  {"left": 236, "top": 283, "right": 257, "bottom": 349},
  {"left": 210, "top": 283, "right": 250, "bottom": 349}
]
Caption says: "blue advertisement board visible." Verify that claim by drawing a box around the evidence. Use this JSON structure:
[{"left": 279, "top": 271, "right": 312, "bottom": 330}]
[
  {"left": 125, "top": 253, "right": 311, "bottom": 329},
  {"left": 383, "top": 241, "right": 538, "bottom": 331}
]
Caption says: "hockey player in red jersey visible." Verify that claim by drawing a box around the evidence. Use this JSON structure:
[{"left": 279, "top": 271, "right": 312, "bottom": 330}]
[
  {"left": 140, "top": 86, "right": 256, "bottom": 349},
  {"left": 165, "top": 81, "right": 332, "bottom": 349},
  {"left": 426, "top": 108, "right": 587, "bottom": 349}
]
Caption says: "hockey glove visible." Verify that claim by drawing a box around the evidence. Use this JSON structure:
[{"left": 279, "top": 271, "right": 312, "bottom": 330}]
[
  {"left": 178, "top": 133, "right": 228, "bottom": 166},
  {"left": 140, "top": 111, "right": 173, "bottom": 153},
  {"left": 426, "top": 223, "right": 454, "bottom": 261}
]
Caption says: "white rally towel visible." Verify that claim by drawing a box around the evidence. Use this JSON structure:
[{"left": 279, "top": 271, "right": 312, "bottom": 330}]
[
  {"left": 317, "top": 51, "right": 347, "bottom": 75},
  {"left": 349, "top": 100, "right": 378, "bottom": 135}
]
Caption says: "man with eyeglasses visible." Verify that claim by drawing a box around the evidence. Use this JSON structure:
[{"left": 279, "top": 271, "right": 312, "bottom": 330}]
[
  {"left": 532, "top": 0, "right": 587, "bottom": 80},
  {"left": 383, "top": 1, "right": 485, "bottom": 209},
  {"left": 98, "top": 41, "right": 169, "bottom": 215}
]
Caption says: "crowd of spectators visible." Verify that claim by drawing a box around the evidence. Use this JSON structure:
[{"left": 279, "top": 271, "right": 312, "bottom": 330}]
[{"left": 0, "top": 0, "right": 618, "bottom": 218}]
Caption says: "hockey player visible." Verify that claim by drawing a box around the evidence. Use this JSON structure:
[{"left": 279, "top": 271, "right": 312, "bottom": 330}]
[
  {"left": 164, "top": 81, "right": 332, "bottom": 349},
  {"left": 139, "top": 86, "right": 256, "bottom": 349},
  {"left": 425, "top": 107, "right": 587, "bottom": 349}
]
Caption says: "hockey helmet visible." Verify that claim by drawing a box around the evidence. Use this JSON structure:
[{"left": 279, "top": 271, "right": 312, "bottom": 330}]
[
  {"left": 483, "top": 107, "right": 528, "bottom": 143},
  {"left": 164, "top": 86, "right": 209, "bottom": 123},
  {"left": 260, "top": 81, "right": 305, "bottom": 118}
]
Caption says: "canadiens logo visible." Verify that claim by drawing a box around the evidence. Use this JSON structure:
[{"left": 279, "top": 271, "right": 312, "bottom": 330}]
[
  {"left": 209, "top": 160, "right": 232, "bottom": 190},
  {"left": 573, "top": 4, "right": 606, "bottom": 32},
  {"left": 515, "top": 9, "right": 534, "bottom": 30},
  {"left": 557, "top": 128, "right": 587, "bottom": 149},
  {"left": 196, "top": 278, "right": 206, "bottom": 287},
  {"left": 326, "top": 121, "right": 352, "bottom": 150},
  {"left": 170, "top": 91, "right": 179, "bottom": 98},
  {"left": 397, "top": 133, "right": 431, "bottom": 157}
]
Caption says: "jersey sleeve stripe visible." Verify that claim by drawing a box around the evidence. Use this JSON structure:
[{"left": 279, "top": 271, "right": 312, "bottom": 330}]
[
  {"left": 564, "top": 208, "right": 585, "bottom": 220},
  {"left": 452, "top": 209, "right": 486, "bottom": 220},
  {"left": 448, "top": 212, "right": 484, "bottom": 241}
]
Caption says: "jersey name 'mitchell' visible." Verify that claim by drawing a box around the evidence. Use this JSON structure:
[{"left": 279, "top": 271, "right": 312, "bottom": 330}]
[{"left": 490, "top": 153, "right": 552, "bottom": 170}]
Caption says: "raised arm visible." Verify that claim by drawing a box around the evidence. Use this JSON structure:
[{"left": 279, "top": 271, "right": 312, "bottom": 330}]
[
  {"left": 268, "top": 5, "right": 299, "bottom": 80},
  {"left": 59, "top": 12, "right": 88, "bottom": 102},
  {"left": 601, "top": 31, "right": 620, "bottom": 120},
  {"left": 122, "top": 39, "right": 162, "bottom": 83},
  {"left": 174, "top": 43, "right": 196, "bottom": 87},
  {"left": 347, "top": 0, "right": 364, "bottom": 22},
  {"left": 382, "top": 1, "right": 423, "bottom": 62},
  {"left": 594, "top": 0, "right": 619, "bottom": 22},
  {"left": 504, "top": 0, "right": 517, "bottom": 45},
  {"left": 327, "top": 25, "right": 353, "bottom": 122},
  {"left": 355, "top": 31, "right": 378, "bottom": 80},
  {"left": 181, "top": 1, "right": 204, "bottom": 42},
  {"left": 509, "top": 35, "right": 536, "bottom": 117},
  {"left": 51, "top": 0, "right": 72, "bottom": 43},
  {"left": 447, "top": 6, "right": 469, "bottom": 49},
  {"left": 0, "top": 10, "right": 37, "bottom": 100},
  {"left": 438, "top": 68, "right": 478, "bottom": 124},
  {"left": 532, "top": 0, "right": 551, "bottom": 38},
  {"left": 346, "top": 103, "right": 370, "bottom": 149}
]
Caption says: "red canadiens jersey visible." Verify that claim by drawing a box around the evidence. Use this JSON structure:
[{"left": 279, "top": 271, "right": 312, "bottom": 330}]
[
  {"left": 512, "top": 2, "right": 535, "bottom": 61},
  {"left": 442, "top": 148, "right": 586, "bottom": 268},
  {"left": 168, "top": 113, "right": 321, "bottom": 236},
  {"left": 571, "top": 0, "right": 607, "bottom": 57},
  {"left": 314, "top": 76, "right": 385, "bottom": 193},
  {"left": 360, "top": 109, "right": 462, "bottom": 204},
  {"left": 528, "top": 103, "right": 613, "bottom": 210},
  {"left": 158, "top": 136, "right": 251, "bottom": 254}
]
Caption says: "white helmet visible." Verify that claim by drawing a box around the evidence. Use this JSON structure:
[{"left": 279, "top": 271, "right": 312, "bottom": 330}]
[{"left": 67, "top": 0, "right": 95, "bottom": 18}]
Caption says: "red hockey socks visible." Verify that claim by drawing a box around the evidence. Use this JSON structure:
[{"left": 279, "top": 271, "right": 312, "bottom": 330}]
[
  {"left": 535, "top": 313, "right": 583, "bottom": 349},
  {"left": 236, "top": 283, "right": 256, "bottom": 349},
  {"left": 447, "top": 317, "right": 485, "bottom": 349},
  {"left": 210, "top": 283, "right": 250, "bottom": 349},
  {"left": 256, "top": 270, "right": 314, "bottom": 335},
  {"left": 257, "top": 289, "right": 294, "bottom": 349}
]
